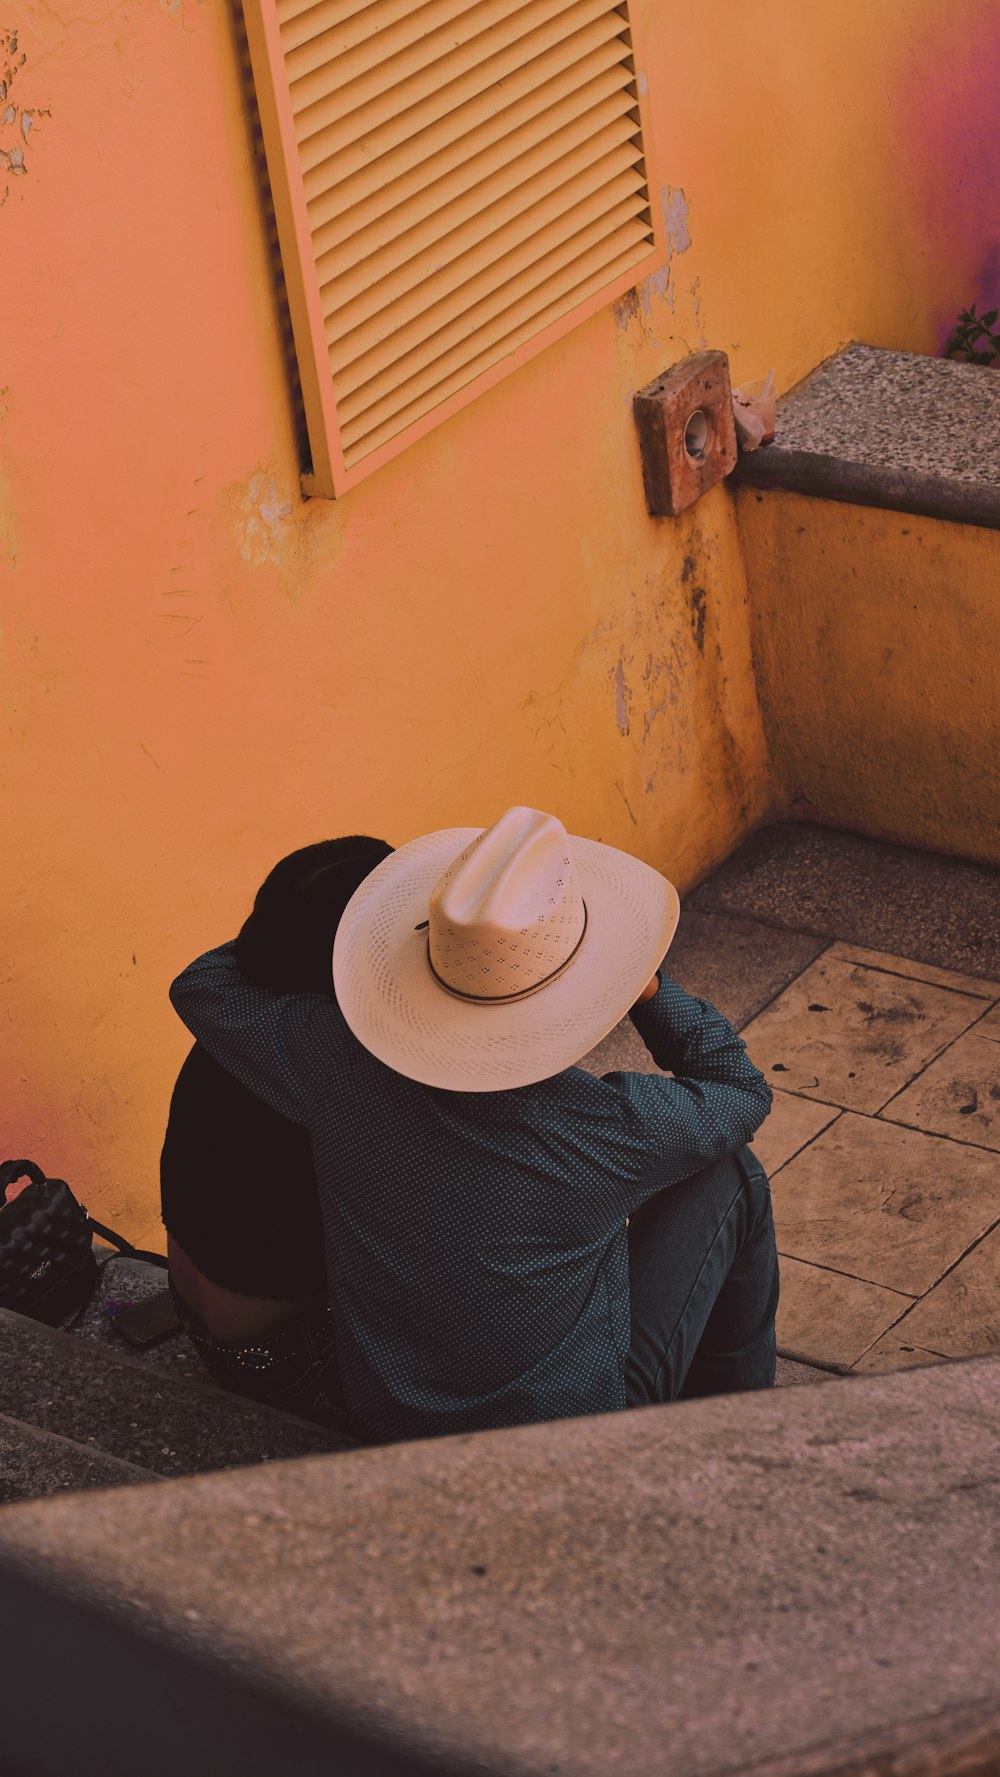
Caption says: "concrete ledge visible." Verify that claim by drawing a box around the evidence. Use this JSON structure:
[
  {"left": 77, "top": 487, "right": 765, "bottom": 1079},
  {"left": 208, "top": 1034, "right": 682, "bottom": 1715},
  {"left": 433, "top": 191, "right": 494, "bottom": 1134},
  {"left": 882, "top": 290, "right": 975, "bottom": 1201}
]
[
  {"left": 0, "top": 1306, "right": 350, "bottom": 1479},
  {"left": 732, "top": 346, "right": 1000, "bottom": 531},
  {"left": 735, "top": 446, "right": 1000, "bottom": 531},
  {"left": 0, "top": 1412, "right": 159, "bottom": 1505},
  {"left": 1, "top": 1358, "right": 999, "bottom": 1775}
]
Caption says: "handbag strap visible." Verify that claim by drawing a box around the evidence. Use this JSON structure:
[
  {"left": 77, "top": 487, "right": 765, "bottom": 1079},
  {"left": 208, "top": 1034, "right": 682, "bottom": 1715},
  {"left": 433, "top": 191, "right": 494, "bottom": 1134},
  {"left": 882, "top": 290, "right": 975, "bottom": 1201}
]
[
  {"left": 86, "top": 1215, "right": 168, "bottom": 1270},
  {"left": 0, "top": 1158, "right": 167, "bottom": 1270},
  {"left": 0, "top": 1158, "right": 46, "bottom": 1203}
]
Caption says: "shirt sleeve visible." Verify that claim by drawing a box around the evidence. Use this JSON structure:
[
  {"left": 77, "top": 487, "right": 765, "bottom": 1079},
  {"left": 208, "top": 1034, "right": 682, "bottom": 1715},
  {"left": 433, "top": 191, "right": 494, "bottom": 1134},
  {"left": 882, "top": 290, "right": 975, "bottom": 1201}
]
[
  {"left": 169, "top": 942, "right": 341, "bottom": 1125},
  {"left": 600, "top": 971, "right": 773, "bottom": 1211}
]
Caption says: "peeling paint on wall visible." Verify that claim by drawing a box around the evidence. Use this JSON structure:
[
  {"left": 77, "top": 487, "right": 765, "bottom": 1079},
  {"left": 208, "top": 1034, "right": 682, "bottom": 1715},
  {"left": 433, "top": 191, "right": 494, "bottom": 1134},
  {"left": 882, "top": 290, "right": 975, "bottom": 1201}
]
[
  {"left": 662, "top": 186, "right": 692, "bottom": 256},
  {"left": 646, "top": 188, "right": 693, "bottom": 315},
  {"left": 641, "top": 650, "right": 677, "bottom": 744},
  {"left": 613, "top": 185, "right": 692, "bottom": 331},
  {"left": 689, "top": 275, "right": 706, "bottom": 345},
  {"left": 0, "top": 30, "right": 49, "bottom": 205},
  {"left": 612, "top": 654, "right": 632, "bottom": 736},
  {"left": 612, "top": 284, "right": 643, "bottom": 330},
  {"left": 682, "top": 553, "right": 709, "bottom": 653},
  {"left": 236, "top": 471, "right": 295, "bottom": 567},
  {"left": 689, "top": 583, "right": 708, "bottom": 653}
]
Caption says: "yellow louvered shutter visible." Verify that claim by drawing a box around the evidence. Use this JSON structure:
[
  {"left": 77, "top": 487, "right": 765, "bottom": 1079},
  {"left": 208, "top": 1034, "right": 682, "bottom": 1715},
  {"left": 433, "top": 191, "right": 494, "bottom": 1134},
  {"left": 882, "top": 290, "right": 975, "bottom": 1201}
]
[{"left": 242, "top": 0, "right": 665, "bottom": 496}]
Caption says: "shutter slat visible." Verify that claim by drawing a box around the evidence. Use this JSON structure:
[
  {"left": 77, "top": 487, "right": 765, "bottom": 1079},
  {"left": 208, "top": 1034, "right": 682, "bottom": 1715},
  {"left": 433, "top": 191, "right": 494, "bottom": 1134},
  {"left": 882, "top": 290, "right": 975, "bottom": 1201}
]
[
  {"left": 276, "top": 0, "right": 377, "bottom": 35},
  {"left": 339, "top": 206, "right": 650, "bottom": 430},
  {"left": 298, "top": 0, "right": 625, "bottom": 178},
  {"left": 286, "top": 0, "right": 535, "bottom": 112},
  {"left": 241, "top": 0, "right": 662, "bottom": 491},
  {"left": 330, "top": 175, "right": 651, "bottom": 396},
  {"left": 341, "top": 227, "right": 651, "bottom": 461},
  {"left": 318, "top": 113, "right": 642, "bottom": 312},
  {"left": 279, "top": 0, "right": 409, "bottom": 57},
  {"left": 305, "top": 36, "right": 629, "bottom": 240}
]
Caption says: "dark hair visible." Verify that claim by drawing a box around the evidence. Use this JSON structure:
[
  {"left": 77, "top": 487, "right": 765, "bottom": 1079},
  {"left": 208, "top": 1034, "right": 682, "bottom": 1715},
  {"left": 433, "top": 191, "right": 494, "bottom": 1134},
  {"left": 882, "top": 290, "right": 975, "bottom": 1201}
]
[{"left": 234, "top": 835, "right": 394, "bottom": 996}]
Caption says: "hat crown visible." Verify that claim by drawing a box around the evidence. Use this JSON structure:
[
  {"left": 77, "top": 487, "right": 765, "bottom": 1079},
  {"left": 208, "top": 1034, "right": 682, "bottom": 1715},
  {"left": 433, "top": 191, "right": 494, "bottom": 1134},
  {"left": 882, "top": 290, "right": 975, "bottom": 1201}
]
[{"left": 428, "top": 807, "right": 585, "bottom": 1003}]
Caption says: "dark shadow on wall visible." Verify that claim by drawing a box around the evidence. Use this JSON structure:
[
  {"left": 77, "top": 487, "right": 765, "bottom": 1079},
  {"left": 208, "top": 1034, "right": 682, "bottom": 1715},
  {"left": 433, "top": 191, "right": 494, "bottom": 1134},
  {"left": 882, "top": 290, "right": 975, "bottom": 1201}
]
[{"left": 227, "top": 0, "right": 313, "bottom": 478}]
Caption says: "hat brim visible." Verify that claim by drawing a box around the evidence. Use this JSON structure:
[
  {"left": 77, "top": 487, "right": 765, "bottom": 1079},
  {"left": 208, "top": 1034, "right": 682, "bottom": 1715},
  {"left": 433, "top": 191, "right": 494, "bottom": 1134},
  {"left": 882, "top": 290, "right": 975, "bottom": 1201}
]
[{"left": 332, "top": 827, "right": 680, "bottom": 1092}]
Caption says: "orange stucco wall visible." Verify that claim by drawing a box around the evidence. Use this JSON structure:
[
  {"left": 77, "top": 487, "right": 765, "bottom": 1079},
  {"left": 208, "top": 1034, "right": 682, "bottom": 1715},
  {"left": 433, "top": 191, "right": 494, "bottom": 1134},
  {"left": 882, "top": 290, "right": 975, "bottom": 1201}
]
[
  {"left": 736, "top": 494, "right": 1000, "bottom": 866},
  {"left": 4, "top": 0, "right": 998, "bottom": 1238}
]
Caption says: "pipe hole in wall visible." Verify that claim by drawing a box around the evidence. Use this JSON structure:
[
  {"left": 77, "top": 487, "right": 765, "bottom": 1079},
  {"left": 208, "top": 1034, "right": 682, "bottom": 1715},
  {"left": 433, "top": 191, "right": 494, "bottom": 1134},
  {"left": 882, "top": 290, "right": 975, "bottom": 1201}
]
[{"left": 683, "top": 410, "right": 710, "bottom": 462}]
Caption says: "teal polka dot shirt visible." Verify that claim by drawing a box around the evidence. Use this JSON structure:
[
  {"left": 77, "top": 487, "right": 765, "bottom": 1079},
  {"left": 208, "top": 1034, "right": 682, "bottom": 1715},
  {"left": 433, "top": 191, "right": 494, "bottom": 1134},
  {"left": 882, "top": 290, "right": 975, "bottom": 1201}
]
[{"left": 171, "top": 945, "right": 771, "bottom": 1442}]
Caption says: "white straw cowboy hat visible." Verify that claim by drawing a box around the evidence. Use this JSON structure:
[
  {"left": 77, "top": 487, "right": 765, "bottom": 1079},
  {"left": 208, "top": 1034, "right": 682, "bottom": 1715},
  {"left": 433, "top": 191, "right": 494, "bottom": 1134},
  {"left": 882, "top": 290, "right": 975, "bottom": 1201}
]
[{"left": 333, "top": 805, "right": 679, "bottom": 1092}]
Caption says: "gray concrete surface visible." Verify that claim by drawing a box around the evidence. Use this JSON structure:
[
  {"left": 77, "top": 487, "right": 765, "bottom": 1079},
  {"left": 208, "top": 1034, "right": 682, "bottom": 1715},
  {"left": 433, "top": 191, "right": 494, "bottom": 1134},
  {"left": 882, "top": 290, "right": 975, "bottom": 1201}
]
[
  {"left": 733, "top": 344, "right": 1000, "bottom": 529},
  {"left": 75, "top": 1249, "right": 207, "bottom": 1380},
  {"left": 0, "top": 1307, "right": 347, "bottom": 1482},
  {"left": 773, "top": 1354, "right": 834, "bottom": 1388},
  {"left": 1, "top": 1358, "right": 998, "bottom": 1777},
  {"left": 763, "top": 345, "right": 1000, "bottom": 486},
  {"left": 0, "top": 1413, "right": 159, "bottom": 1505},
  {"left": 689, "top": 821, "right": 1000, "bottom": 981}
]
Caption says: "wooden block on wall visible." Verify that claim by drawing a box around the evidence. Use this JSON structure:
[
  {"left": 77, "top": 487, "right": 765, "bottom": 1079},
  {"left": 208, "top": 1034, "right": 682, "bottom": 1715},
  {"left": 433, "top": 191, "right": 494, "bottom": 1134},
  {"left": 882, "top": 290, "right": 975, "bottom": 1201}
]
[{"left": 634, "top": 351, "right": 738, "bottom": 516}]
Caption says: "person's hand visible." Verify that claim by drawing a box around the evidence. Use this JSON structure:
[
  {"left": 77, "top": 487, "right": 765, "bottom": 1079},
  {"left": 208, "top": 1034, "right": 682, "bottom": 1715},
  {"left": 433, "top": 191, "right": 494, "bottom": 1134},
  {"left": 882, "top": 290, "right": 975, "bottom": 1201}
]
[{"left": 635, "top": 973, "right": 660, "bottom": 1004}]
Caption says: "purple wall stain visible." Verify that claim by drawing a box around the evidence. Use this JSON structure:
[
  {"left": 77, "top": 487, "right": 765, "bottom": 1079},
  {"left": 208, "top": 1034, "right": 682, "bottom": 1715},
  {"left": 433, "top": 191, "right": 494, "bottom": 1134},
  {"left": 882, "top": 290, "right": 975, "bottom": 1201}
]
[{"left": 898, "top": 10, "right": 1000, "bottom": 353}]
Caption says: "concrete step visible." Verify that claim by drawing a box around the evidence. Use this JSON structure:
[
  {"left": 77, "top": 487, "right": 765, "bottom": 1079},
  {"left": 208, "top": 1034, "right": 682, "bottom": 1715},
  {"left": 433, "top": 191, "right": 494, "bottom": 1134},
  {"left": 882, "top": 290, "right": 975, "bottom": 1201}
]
[
  {"left": 731, "top": 342, "right": 1000, "bottom": 532},
  {"left": 0, "top": 1306, "right": 353, "bottom": 1492},
  {"left": 0, "top": 1411, "right": 160, "bottom": 1505},
  {"left": 1, "top": 1355, "right": 997, "bottom": 1777}
]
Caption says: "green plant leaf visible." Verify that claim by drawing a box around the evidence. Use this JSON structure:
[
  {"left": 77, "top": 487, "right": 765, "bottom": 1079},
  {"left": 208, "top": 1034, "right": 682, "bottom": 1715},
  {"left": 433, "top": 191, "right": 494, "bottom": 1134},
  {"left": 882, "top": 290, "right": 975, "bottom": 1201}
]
[{"left": 942, "top": 304, "right": 1000, "bottom": 364}]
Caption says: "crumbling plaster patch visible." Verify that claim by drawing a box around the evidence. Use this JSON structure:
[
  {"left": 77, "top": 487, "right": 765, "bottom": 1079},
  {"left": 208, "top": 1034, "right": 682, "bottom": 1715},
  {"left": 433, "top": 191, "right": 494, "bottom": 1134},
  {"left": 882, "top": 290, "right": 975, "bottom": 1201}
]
[
  {"left": 0, "top": 30, "right": 49, "bottom": 205},
  {"left": 160, "top": 0, "right": 208, "bottom": 21},
  {"left": 236, "top": 471, "right": 295, "bottom": 568},
  {"left": 612, "top": 653, "right": 632, "bottom": 737},
  {"left": 224, "top": 464, "right": 349, "bottom": 602},
  {"left": 614, "top": 186, "right": 693, "bottom": 332}
]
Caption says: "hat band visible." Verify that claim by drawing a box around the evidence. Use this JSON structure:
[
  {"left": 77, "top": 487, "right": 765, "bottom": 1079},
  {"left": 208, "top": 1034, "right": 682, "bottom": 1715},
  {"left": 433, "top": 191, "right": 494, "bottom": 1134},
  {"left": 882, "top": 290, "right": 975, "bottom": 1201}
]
[{"left": 425, "top": 901, "right": 589, "bottom": 1006}]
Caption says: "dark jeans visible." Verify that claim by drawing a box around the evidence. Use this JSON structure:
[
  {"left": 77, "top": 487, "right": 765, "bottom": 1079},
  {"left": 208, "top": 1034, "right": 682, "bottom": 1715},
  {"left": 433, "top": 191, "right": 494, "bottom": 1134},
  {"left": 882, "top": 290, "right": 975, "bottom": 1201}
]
[
  {"left": 167, "top": 1280, "right": 371, "bottom": 1444},
  {"left": 625, "top": 1146, "right": 779, "bottom": 1405}
]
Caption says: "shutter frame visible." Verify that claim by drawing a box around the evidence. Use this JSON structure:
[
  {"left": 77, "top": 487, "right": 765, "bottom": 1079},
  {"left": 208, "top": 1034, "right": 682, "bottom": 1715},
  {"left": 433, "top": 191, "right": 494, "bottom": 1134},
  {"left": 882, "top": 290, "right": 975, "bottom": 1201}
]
[{"left": 241, "top": 0, "right": 666, "bottom": 498}]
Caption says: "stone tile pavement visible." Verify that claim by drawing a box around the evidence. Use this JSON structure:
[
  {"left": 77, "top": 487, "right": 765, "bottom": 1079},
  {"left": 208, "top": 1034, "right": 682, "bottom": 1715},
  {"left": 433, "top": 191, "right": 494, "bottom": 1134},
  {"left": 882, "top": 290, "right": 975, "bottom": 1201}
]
[
  {"left": 583, "top": 823, "right": 1000, "bottom": 1381},
  {"left": 749, "top": 946, "right": 1000, "bottom": 1371}
]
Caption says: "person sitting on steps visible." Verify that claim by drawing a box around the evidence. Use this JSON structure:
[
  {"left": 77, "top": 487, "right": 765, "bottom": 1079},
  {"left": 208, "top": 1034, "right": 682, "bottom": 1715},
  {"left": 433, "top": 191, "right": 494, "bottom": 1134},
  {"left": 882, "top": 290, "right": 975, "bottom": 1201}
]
[
  {"left": 170, "top": 805, "right": 778, "bottom": 1445},
  {"left": 161, "top": 835, "right": 392, "bottom": 1433}
]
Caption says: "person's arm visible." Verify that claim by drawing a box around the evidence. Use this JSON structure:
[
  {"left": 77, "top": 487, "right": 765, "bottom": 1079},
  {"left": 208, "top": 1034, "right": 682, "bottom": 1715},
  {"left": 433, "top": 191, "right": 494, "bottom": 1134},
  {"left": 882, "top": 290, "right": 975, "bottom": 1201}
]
[
  {"left": 601, "top": 971, "right": 772, "bottom": 1209},
  {"left": 169, "top": 942, "right": 343, "bottom": 1124}
]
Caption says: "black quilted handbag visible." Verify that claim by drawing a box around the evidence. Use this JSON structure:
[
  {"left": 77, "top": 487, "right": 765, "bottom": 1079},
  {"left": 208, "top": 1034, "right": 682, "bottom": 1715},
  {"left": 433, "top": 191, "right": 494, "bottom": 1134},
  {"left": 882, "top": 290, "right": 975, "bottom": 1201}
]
[{"left": 0, "top": 1158, "right": 165, "bottom": 1328}]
